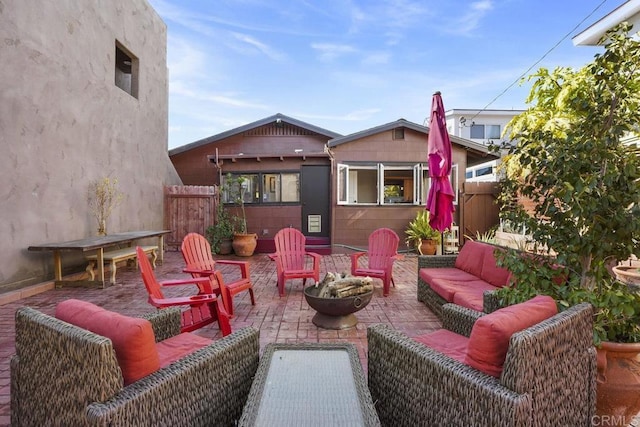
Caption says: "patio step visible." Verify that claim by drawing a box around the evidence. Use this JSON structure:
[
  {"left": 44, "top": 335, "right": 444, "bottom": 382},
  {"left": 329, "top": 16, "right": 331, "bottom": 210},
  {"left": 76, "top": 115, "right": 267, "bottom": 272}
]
[{"left": 255, "top": 236, "right": 331, "bottom": 254}]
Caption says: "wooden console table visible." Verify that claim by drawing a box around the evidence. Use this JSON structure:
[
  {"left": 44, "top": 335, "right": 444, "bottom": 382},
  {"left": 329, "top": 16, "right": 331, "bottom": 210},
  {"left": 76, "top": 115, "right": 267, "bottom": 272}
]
[
  {"left": 239, "top": 342, "right": 380, "bottom": 426},
  {"left": 28, "top": 230, "right": 171, "bottom": 287}
]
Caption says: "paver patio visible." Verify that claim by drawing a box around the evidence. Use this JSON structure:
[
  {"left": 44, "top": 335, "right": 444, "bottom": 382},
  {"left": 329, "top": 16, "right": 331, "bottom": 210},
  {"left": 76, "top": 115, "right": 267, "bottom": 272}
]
[{"left": 0, "top": 250, "right": 440, "bottom": 426}]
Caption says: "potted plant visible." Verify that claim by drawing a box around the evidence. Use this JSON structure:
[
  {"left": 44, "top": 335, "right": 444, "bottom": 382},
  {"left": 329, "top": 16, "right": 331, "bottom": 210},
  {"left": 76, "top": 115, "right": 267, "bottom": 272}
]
[
  {"left": 206, "top": 201, "right": 234, "bottom": 255},
  {"left": 87, "top": 176, "right": 123, "bottom": 236},
  {"left": 493, "top": 24, "right": 640, "bottom": 424},
  {"left": 405, "top": 211, "right": 441, "bottom": 255},
  {"left": 223, "top": 173, "right": 257, "bottom": 257}
]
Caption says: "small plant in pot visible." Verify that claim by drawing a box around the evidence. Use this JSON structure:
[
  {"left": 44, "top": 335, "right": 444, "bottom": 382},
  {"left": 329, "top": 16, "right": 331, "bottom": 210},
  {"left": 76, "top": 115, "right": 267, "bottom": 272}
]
[
  {"left": 222, "top": 173, "right": 257, "bottom": 257},
  {"left": 405, "top": 211, "right": 441, "bottom": 255},
  {"left": 88, "top": 176, "right": 123, "bottom": 236},
  {"left": 206, "top": 202, "right": 234, "bottom": 255}
]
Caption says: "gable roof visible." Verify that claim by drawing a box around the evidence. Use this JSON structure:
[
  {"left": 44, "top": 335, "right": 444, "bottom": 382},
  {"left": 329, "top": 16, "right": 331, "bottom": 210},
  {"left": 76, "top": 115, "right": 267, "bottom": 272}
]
[
  {"left": 327, "top": 118, "right": 497, "bottom": 164},
  {"left": 169, "top": 113, "right": 342, "bottom": 156}
]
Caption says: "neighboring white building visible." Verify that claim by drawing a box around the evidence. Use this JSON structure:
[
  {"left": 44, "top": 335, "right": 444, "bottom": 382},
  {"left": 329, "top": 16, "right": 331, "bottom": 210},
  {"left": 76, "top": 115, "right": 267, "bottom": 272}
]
[
  {"left": 572, "top": 0, "right": 640, "bottom": 46},
  {"left": 573, "top": 0, "right": 640, "bottom": 147},
  {"left": 445, "top": 109, "right": 524, "bottom": 147},
  {"left": 446, "top": 109, "right": 523, "bottom": 182}
]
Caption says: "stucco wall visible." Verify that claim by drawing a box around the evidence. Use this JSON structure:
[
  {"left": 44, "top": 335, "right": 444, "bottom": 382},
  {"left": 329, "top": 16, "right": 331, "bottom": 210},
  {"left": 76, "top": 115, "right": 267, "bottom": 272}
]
[{"left": 0, "top": 0, "right": 181, "bottom": 292}]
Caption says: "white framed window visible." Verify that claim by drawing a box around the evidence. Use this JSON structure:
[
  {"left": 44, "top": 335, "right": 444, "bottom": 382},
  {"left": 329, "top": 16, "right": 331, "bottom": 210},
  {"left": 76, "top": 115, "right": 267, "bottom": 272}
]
[
  {"left": 382, "top": 164, "right": 415, "bottom": 204},
  {"left": 338, "top": 163, "right": 459, "bottom": 206},
  {"left": 337, "top": 164, "right": 378, "bottom": 205},
  {"left": 470, "top": 124, "right": 500, "bottom": 140}
]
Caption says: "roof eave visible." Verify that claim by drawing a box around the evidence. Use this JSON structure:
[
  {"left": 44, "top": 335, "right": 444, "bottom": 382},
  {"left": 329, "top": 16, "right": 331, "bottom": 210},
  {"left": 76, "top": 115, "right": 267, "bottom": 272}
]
[
  {"left": 169, "top": 113, "right": 342, "bottom": 156},
  {"left": 572, "top": 1, "right": 640, "bottom": 46}
]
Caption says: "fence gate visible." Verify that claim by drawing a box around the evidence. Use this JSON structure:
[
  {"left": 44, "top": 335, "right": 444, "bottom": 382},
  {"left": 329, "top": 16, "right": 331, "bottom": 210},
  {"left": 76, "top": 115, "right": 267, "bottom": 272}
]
[
  {"left": 164, "top": 185, "right": 218, "bottom": 250},
  {"left": 460, "top": 182, "right": 500, "bottom": 242}
]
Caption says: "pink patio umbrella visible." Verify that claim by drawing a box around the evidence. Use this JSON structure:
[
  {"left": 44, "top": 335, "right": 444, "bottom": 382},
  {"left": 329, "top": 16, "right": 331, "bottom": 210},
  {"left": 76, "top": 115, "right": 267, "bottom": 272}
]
[{"left": 426, "top": 91, "right": 455, "bottom": 233}]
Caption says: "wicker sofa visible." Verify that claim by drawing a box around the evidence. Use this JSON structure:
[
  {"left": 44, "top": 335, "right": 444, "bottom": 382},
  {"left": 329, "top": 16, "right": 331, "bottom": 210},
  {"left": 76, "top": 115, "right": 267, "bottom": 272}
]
[
  {"left": 11, "top": 304, "right": 260, "bottom": 427},
  {"left": 417, "top": 240, "right": 511, "bottom": 318},
  {"left": 367, "top": 302, "right": 596, "bottom": 427}
]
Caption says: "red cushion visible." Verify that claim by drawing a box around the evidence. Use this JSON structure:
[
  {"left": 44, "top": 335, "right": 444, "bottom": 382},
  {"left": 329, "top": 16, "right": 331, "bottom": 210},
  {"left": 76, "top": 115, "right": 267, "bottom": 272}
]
[
  {"left": 419, "top": 267, "right": 480, "bottom": 285},
  {"left": 454, "top": 241, "right": 487, "bottom": 277},
  {"left": 451, "top": 281, "right": 500, "bottom": 311},
  {"left": 479, "top": 245, "right": 511, "bottom": 287},
  {"left": 157, "top": 332, "right": 212, "bottom": 368},
  {"left": 414, "top": 329, "right": 469, "bottom": 363},
  {"left": 429, "top": 278, "right": 462, "bottom": 301},
  {"left": 464, "top": 295, "right": 558, "bottom": 377},
  {"left": 56, "top": 299, "right": 160, "bottom": 385}
]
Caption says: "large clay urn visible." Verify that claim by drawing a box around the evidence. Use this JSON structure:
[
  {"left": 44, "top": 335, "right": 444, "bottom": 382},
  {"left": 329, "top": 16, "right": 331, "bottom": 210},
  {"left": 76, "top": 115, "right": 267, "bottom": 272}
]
[
  {"left": 232, "top": 233, "right": 257, "bottom": 257},
  {"left": 596, "top": 341, "right": 640, "bottom": 426}
]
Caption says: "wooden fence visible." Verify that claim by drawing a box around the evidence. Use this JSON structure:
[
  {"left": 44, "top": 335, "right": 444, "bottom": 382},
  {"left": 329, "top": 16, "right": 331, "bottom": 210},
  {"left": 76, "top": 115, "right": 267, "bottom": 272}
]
[
  {"left": 460, "top": 181, "right": 500, "bottom": 241},
  {"left": 163, "top": 182, "right": 501, "bottom": 252},
  {"left": 164, "top": 185, "right": 218, "bottom": 250}
]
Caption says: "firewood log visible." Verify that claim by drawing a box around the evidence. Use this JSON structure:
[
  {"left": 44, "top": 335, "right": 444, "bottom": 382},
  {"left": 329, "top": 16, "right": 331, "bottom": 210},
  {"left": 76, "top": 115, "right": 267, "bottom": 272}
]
[
  {"left": 335, "top": 283, "right": 374, "bottom": 297},
  {"left": 314, "top": 273, "right": 373, "bottom": 298},
  {"left": 327, "top": 276, "right": 372, "bottom": 291}
]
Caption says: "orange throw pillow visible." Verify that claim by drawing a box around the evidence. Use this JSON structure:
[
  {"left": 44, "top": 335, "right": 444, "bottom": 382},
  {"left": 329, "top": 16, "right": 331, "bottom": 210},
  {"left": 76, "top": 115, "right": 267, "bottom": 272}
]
[
  {"left": 464, "top": 295, "right": 558, "bottom": 377},
  {"left": 56, "top": 299, "right": 160, "bottom": 385}
]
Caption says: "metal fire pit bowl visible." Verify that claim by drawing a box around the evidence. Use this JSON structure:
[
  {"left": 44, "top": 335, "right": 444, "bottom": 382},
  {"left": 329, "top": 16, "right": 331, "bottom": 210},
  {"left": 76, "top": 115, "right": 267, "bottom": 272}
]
[{"left": 303, "top": 285, "right": 373, "bottom": 330}]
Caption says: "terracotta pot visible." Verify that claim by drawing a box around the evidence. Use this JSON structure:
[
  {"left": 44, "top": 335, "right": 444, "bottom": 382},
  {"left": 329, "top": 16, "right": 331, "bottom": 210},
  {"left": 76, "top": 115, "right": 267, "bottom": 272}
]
[
  {"left": 612, "top": 265, "right": 640, "bottom": 290},
  {"left": 232, "top": 233, "right": 257, "bottom": 257},
  {"left": 596, "top": 341, "right": 640, "bottom": 426},
  {"left": 218, "top": 238, "right": 233, "bottom": 255},
  {"left": 419, "top": 239, "right": 437, "bottom": 255}
]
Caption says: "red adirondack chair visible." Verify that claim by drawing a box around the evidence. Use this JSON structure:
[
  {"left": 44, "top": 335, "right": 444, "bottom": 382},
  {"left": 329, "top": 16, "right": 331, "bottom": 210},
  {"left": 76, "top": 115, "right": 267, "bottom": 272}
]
[
  {"left": 350, "top": 228, "right": 404, "bottom": 297},
  {"left": 136, "top": 246, "right": 231, "bottom": 336},
  {"left": 180, "top": 232, "right": 255, "bottom": 317},
  {"left": 269, "top": 228, "right": 321, "bottom": 297}
]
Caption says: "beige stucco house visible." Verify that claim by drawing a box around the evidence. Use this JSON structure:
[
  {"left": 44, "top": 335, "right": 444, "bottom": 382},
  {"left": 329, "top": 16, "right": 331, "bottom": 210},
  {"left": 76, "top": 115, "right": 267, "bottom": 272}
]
[{"left": 0, "top": 0, "right": 181, "bottom": 294}]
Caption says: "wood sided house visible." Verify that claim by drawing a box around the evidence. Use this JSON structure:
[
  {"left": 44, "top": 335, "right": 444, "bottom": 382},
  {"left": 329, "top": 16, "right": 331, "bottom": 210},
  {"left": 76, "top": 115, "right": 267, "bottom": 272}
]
[{"left": 169, "top": 113, "right": 498, "bottom": 253}]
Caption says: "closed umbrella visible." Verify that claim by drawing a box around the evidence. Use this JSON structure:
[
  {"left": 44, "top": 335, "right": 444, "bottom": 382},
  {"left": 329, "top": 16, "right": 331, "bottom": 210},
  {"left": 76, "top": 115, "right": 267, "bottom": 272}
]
[{"left": 426, "top": 91, "right": 455, "bottom": 233}]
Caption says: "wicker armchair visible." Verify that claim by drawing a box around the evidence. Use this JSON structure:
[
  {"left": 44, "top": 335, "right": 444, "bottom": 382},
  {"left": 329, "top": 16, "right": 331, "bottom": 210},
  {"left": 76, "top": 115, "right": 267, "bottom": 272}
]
[
  {"left": 367, "top": 303, "right": 596, "bottom": 427},
  {"left": 11, "top": 306, "right": 260, "bottom": 427}
]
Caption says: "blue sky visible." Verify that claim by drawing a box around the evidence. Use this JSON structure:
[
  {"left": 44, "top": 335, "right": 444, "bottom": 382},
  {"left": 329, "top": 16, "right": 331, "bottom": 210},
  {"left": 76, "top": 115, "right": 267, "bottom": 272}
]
[{"left": 147, "top": 0, "right": 615, "bottom": 149}]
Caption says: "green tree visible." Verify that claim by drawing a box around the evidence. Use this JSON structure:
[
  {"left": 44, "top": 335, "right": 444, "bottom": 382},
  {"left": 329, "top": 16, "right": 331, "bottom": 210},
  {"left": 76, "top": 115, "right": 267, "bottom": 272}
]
[
  {"left": 499, "top": 23, "right": 640, "bottom": 291},
  {"left": 495, "top": 24, "right": 640, "bottom": 343}
]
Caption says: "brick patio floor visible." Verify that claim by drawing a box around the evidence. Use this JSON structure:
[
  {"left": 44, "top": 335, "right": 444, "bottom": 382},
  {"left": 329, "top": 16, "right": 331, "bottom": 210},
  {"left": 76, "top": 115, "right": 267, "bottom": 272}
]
[{"left": 0, "top": 250, "right": 440, "bottom": 426}]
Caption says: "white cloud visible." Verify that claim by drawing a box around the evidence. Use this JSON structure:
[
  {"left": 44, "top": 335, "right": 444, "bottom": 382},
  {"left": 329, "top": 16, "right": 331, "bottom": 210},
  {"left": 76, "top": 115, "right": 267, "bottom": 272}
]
[
  {"left": 169, "top": 81, "right": 271, "bottom": 110},
  {"left": 362, "top": 51, "right": 391, "bottom": 65},
  {"left": 455, "top": 0, "right": 494, "bottom": 35},
  {"left": 311, "top": 43, "right": 357, "bottom": 61},
  {"left": 231, "top": 32, "right": 287, "bottom": 61}
]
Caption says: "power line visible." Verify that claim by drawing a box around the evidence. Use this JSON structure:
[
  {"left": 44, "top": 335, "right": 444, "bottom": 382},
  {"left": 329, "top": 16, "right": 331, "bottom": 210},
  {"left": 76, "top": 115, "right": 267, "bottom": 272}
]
[{"left": 467, "top": 0, "right": 611, "bottom": 124}]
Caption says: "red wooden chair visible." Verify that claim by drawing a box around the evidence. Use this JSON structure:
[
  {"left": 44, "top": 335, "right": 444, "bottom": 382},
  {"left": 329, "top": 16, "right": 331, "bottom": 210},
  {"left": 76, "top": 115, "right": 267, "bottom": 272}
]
[
  {"left": 136, "top": 246, "right": 231, "bottom": 336},
  {"left": 269, "top": 228, "right": 322, "bottom": 297},
  {"left": 180, "top": 232, "right": 255, "bottom": 317},
  {"left": 350, "top": 228, "right": 404, "bottom": 297}
]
